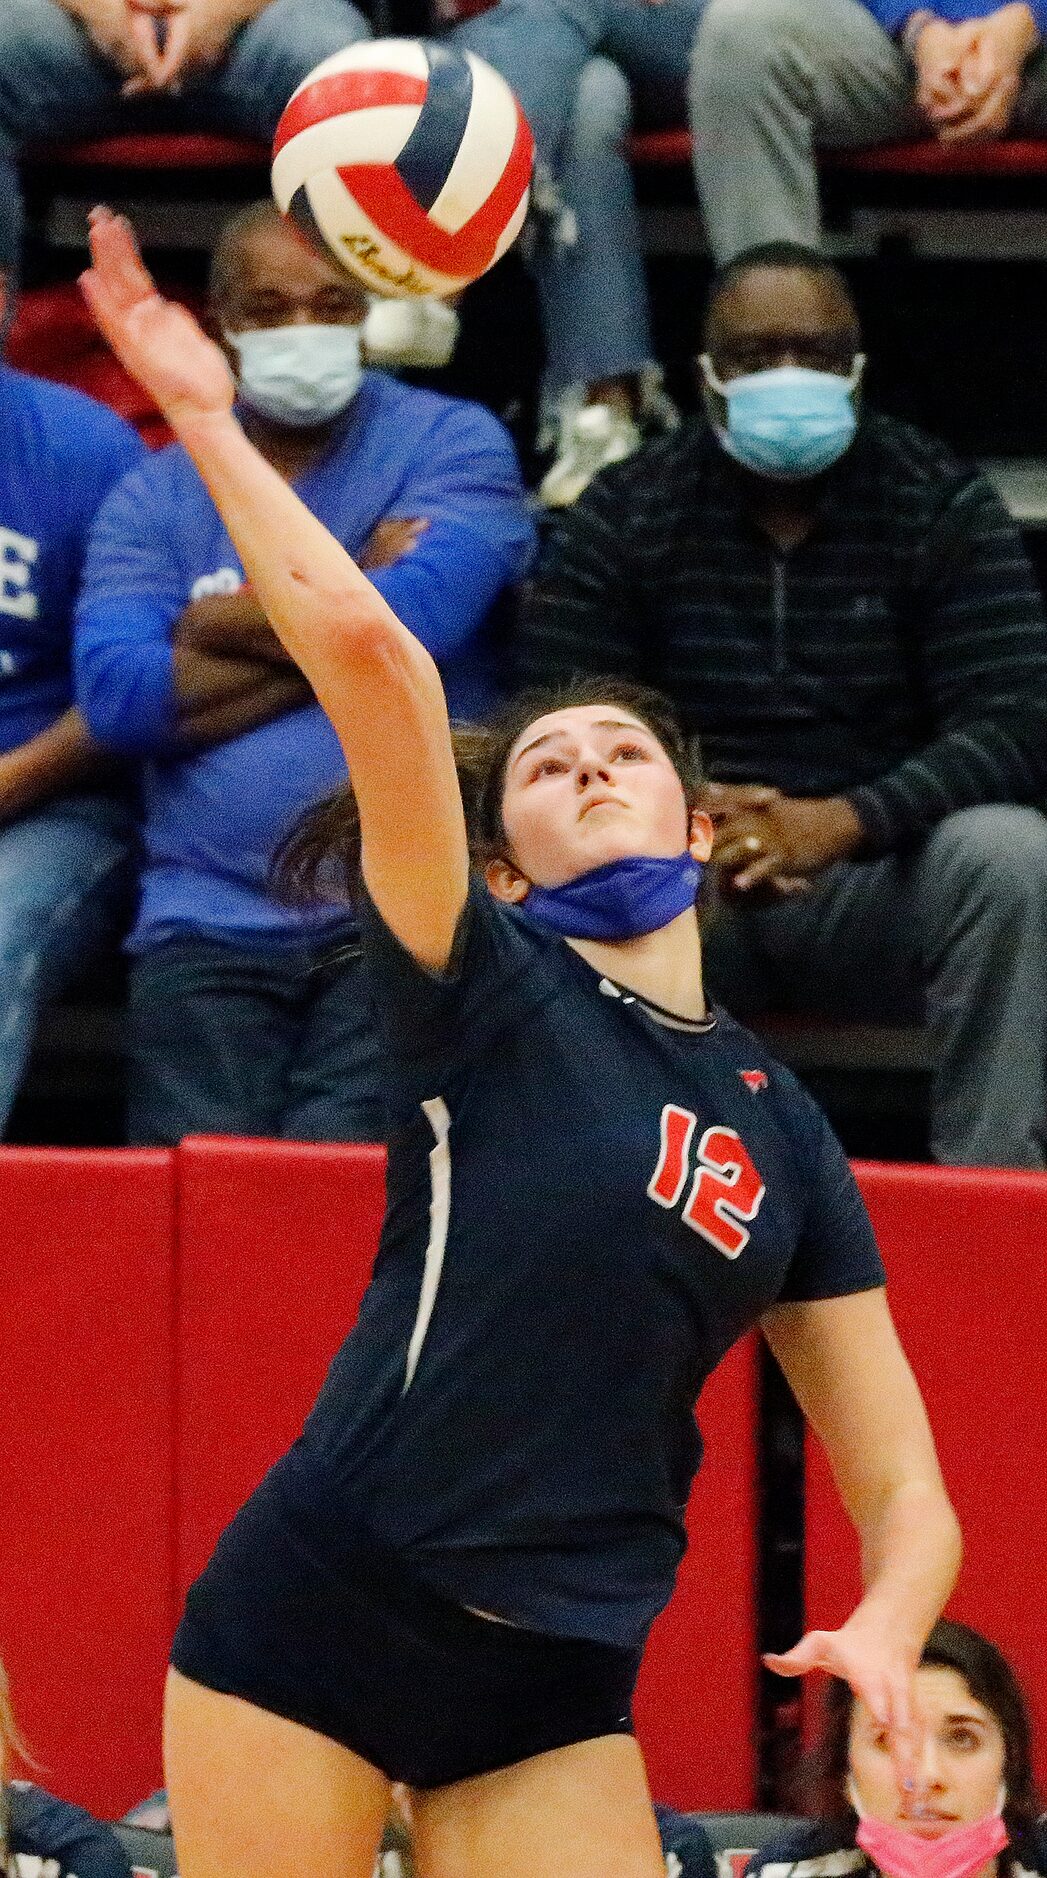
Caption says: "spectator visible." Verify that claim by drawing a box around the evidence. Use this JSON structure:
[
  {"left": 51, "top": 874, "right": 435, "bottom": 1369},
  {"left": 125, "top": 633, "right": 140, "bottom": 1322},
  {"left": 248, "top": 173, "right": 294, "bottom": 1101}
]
[
  {"left": 745, "top": 1620, "right": 1045, "bottom": 1878},
  {"left": 76, "top": 201, "right": 535, "bottom": 1147},
  {"left": 0, "top": 0, "right": 372, "bottom": 282},
  {"left": 535, "top": 10, "right": 699, "bottom": 509},
  {"left": 517, "top": 242, "right": 1047, "bottom": 1169},
  {"left": 0, "top": 0, "right": 692, "bottom": 502},
  {"left": 0, "top": 1655, "right": 131, "bottom": 1878},
  {"left": 0, "top": 268, "right": 144, "bottom": 1139},
  {"left": 689, "top": 0, "right": 1047, "bottom": 260}
]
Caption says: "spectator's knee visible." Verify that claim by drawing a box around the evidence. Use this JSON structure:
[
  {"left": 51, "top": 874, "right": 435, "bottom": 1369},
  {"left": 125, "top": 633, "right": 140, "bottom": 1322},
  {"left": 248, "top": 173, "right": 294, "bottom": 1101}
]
[
  {"left": 923, "top": 805, "right": 1047, "bottom": 915},
  {"left": 690, "top": 0, "right": 805, "bottom": 102},
  {"left": 568, "top": 56, "right": 633, "bottom": 158}
]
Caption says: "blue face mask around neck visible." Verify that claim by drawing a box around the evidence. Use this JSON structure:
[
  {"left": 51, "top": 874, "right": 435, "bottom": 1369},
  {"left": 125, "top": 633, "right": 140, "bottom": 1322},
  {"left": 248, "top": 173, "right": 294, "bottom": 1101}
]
[
  {"left": 519, "top": 851, "right": 703, "bottom": 941},
  {"left": 701, "top": 357, "right": 864, "bottom": 481}
]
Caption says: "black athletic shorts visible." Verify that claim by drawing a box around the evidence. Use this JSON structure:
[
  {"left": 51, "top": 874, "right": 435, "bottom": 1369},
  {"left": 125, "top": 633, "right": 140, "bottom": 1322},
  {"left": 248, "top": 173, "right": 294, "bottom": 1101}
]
[{"left": 170, "top": 1458, "right": 642, "bottom": 1789}]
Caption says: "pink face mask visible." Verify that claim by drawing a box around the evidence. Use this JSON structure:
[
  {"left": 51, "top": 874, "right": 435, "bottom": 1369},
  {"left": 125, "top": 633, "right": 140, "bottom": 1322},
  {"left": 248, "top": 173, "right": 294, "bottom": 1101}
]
[{"left": 849, "top": 1781, "right": 1008, "bottom": 1878}]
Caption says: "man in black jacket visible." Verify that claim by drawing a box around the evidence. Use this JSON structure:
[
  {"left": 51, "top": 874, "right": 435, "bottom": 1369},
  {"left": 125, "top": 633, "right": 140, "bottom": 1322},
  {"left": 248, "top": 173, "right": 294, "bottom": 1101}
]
[{"left": 518, "top": 242, "right": 1047, "bottom": 1168}]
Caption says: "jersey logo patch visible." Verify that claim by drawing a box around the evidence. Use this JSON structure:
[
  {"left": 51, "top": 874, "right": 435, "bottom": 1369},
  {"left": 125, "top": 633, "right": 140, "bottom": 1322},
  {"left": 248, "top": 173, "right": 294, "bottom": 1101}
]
[
  {"left": 739, "top": 1068, "right": 769, "bottom": 1092},
  {"left": 647, "top": 1106, "right": 766, "bottom": 1258}
]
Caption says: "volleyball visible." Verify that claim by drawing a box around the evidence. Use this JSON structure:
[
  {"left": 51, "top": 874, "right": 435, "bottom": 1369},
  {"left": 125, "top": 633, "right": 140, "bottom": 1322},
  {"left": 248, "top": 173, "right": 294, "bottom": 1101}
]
[{"left": 271, "top": 38, "right": 535, "bottom": 301}]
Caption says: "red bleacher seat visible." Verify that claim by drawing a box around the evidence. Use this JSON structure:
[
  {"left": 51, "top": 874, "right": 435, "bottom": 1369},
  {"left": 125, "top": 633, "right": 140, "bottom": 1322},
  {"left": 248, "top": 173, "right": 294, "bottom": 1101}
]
[
  {"left": 629, "top": 128, "right": 1047, "bottom": 176},
  {"left": 804, "top": 1161, "right": 1047, "bottom": 1783},
  {"left": 27, "top": 132, "right": 269, "bottom": 170},
  {"left": 7, "top": 280, "right": 203, "bottom": 446},
  {"left": 0, "top": 1148, "right": 176, "bottom": 1816}
]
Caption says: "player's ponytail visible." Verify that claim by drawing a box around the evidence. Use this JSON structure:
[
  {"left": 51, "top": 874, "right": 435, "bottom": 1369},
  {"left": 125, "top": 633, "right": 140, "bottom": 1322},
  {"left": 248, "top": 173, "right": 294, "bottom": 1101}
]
[{"left": 274, "top": 678, "right": 704, "bottom": 906}]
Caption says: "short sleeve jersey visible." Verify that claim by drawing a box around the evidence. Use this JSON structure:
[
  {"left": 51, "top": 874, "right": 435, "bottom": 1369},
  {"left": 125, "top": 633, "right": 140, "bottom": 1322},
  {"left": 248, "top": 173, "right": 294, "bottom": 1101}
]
[{"left": 297, "top": 878, "right": 885, "bottom": 1649}]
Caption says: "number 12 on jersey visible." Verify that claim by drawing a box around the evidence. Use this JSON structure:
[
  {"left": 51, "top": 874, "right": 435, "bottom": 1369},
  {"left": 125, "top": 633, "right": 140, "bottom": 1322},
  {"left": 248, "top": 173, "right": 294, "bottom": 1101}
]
[{"left": 647, "top": 1106, "right": 766, "bottom": 1258}]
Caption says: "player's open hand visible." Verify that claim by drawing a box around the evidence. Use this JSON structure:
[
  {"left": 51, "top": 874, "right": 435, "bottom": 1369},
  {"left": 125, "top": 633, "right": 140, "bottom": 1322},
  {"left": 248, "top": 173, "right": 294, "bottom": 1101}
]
[
  {"left": 764, "top": 1622, "right": 924, "bottom": 1802},
  {"left": 80, "top": 207, "right": 235, "bottom": 426}
]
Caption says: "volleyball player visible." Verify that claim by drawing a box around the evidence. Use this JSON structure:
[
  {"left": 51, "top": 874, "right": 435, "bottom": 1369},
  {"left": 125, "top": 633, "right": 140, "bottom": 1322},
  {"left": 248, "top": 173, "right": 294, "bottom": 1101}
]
[{"left": 80, "top": 207, "right": 962, "bottom": 1878}]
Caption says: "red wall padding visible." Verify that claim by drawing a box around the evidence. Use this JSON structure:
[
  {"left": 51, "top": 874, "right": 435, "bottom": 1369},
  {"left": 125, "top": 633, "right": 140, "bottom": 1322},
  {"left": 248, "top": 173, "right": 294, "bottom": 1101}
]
[
  {"left": 635, "top": 1334, "right": 758, "bottom": 1808},
  {"left": 804, "top": 1161, "right": 1047, "bottom": 1778},
  {"left": 174, "top": 1138, "right": 387, "bottom": 1595},
  {"left": 0, "top": 1148, "right": 176, "bottom": 1816}
]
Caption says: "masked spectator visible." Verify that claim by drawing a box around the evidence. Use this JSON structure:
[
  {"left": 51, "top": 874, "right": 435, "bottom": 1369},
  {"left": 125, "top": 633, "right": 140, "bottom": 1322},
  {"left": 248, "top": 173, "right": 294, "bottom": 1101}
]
[
  {"left": 75, "top": 201, "right": 535, "bottom": 1146},
  {"left": 690, "top": 0, "right": 1047, "bottom": 260},
  {"left": 0, "top": 267, "right": 143, "bottom": 1138},
  {"left": 517, "top": 241, "right": 1047, "bottom": 1169},
  {"left": 745, "top": 1621, "right": 1045, "bottom": 1878}
]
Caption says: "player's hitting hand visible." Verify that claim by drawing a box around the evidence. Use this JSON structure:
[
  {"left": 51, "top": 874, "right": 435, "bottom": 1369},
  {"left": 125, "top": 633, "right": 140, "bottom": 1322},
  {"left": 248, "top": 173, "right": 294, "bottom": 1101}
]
[
  {"left": 80, "top": 208, "right": 235, "bottom": 426},
  {"left": 764, "top": 1619, "right": 926, "bottom": 1806}
]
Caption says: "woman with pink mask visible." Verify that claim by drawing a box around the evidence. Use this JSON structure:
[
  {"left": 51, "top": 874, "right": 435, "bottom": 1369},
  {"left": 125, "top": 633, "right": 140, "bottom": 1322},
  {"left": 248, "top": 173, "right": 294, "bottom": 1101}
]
[
  {"left": 79, "top": 208, "right": 961, "bottom": 1878},
  {"left": 747, "top": 1623, "right": 1042, "bottom": 1878}
]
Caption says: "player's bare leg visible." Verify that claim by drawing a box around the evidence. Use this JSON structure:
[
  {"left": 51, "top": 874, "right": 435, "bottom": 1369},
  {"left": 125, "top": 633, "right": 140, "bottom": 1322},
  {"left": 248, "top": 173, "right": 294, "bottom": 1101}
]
[
  {"left": 412, "top": 1732, "right": 667, "bottom": 1878},
  {"left": 163, "top": 1667, "right": 392, "bottom": 1878}
]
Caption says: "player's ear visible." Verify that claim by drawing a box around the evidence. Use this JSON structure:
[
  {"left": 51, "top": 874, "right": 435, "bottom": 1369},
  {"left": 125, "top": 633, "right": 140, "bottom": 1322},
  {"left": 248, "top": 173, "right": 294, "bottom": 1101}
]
[
  {"left": 688, "top": 808, "right": 714, "bottom": 864},
  {"left": 485, "top": 856, "right": 530, "bottom": 903}
]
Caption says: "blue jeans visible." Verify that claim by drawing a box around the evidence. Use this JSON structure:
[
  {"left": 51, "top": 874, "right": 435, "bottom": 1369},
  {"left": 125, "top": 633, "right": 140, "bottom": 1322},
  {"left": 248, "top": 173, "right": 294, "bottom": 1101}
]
[
  {"left": 0, "top": 0, "right": 373, "bottom": 272},
  {"left": 127, "top": 934, "right": 385, "bottom": 1146},
  {"left": 0, "top": 790, "right": 133, "bottom": 1135},
  {"left": 450, "top": 0, "right": 698, "bottom": 392}
]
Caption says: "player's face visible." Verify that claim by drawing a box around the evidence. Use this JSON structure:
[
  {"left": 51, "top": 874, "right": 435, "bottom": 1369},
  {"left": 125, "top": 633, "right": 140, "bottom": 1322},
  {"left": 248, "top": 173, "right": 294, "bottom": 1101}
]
[
  {"left": 849, "top": 1667, "right": 1006, "bottom": 1830},
  {"left": 498, "top": 703, "right": 704, "bottom": 888}
]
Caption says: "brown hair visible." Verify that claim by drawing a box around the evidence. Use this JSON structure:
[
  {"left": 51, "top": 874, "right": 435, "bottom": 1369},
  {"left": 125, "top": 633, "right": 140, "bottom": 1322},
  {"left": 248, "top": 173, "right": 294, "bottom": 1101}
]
[
  {"left": 804, "top": 1621, "right": 1040, "bottom": 1874},
  {"left": 275, "top": 676, "right": 705, "bottom": 907}
]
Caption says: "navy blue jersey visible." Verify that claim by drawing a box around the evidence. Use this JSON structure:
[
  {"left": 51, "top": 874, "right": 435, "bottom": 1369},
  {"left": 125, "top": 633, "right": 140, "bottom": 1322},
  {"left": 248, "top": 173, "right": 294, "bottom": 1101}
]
[{"left": 297, "top": 877, "right": 885, "bottom": 1648}]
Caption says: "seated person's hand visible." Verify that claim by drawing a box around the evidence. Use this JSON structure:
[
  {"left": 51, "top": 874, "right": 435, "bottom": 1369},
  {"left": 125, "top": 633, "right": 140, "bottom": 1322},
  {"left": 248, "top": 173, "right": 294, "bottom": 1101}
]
[
  {"left": 915, "top": 4, "right": 1038, "bottom": 140},
  {"left": 912, "top": 17, "right": 982, "bottom": 126},
  {"left": 118, "top": 0, "right": 262, "bottom": 95},
  {"left": 59, "top": 0, "right": 164, "bottom": 83},
  {"left": 358, "top": 518, "right": 430, "bottom": 571},
  {"left": 704, "top": 781, "right": 863, "bottom": 894}
]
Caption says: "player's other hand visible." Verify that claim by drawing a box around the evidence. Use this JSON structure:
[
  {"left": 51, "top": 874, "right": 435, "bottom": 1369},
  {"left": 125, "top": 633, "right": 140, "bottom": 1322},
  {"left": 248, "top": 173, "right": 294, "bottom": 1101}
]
[
  {"left": 764, "top": 1622, "right": 925, "bottom": 1804},
  {"left": 81, "top": 208, "right": 235, "bottom": 427}
]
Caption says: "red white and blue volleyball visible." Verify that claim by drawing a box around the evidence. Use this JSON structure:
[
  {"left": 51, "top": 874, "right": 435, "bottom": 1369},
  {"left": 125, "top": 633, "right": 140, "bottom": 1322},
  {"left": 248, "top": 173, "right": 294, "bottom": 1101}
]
[{"left": 271, "top": 38, "right": 535, "bottom": 300}]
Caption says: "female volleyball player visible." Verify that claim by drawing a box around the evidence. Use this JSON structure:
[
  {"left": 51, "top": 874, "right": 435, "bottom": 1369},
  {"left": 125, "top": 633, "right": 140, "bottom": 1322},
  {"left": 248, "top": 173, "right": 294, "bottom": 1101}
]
[{"left": 81, "top": 207, "right": 961, "bottom": 1878}]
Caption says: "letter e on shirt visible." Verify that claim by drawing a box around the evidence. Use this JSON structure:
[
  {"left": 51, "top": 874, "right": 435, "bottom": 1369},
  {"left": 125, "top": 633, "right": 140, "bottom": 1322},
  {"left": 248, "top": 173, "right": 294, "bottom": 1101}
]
[{"left": 0, "top": 525, "right": 39, "bottom": 620}]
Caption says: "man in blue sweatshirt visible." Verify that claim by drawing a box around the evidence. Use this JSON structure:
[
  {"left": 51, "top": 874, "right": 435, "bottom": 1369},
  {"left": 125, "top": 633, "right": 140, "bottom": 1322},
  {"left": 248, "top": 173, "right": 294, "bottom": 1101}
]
[
  {"left": 689, "top": 0, "right": 1047, "bottom": 258},
  {"left": 76, "top": 201, "right": 536, "bottom": 1146},
  {"left": 0, "top": 273, "right": 144, "bottom": 1137}
]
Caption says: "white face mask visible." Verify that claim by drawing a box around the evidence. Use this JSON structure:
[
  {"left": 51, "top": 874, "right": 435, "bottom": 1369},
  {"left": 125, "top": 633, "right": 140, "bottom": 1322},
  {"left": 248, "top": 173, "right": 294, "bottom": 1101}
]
[{"left": 228, "top": 323, "right": 364, "bottom": 428}]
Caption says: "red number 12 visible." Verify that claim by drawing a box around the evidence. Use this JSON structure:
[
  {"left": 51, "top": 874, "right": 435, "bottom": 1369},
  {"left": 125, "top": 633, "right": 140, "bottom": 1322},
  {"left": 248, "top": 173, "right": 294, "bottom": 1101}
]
[{"left": 648, "top": 1107, "right": 766, "bottom": 1258}]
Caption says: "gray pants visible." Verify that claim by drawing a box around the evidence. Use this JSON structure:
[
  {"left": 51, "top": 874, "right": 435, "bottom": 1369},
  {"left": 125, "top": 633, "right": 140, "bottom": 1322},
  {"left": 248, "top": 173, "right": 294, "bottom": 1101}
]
[
  {"left": 702, "top": 805, "right": 1047, "bottom": 1168},
  {"left": 689, "top": 0, "right": 1047, "bottom": 259}
]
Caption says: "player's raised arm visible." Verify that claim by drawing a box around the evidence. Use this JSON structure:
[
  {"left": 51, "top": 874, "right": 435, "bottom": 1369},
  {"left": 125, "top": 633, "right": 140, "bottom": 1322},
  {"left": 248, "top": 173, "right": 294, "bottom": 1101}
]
[{"left": 80, "top": 208, "right": 468, "bottom": 971}]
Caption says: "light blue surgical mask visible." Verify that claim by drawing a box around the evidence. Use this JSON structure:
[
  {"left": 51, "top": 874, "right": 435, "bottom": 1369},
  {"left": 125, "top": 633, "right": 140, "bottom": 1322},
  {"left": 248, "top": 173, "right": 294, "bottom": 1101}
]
[
  {"left": 228, "top": 323, "right": 364, "bottom": 429},
  {"left": 700, "top": 355, "right": 865, "bottom": 481}
]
